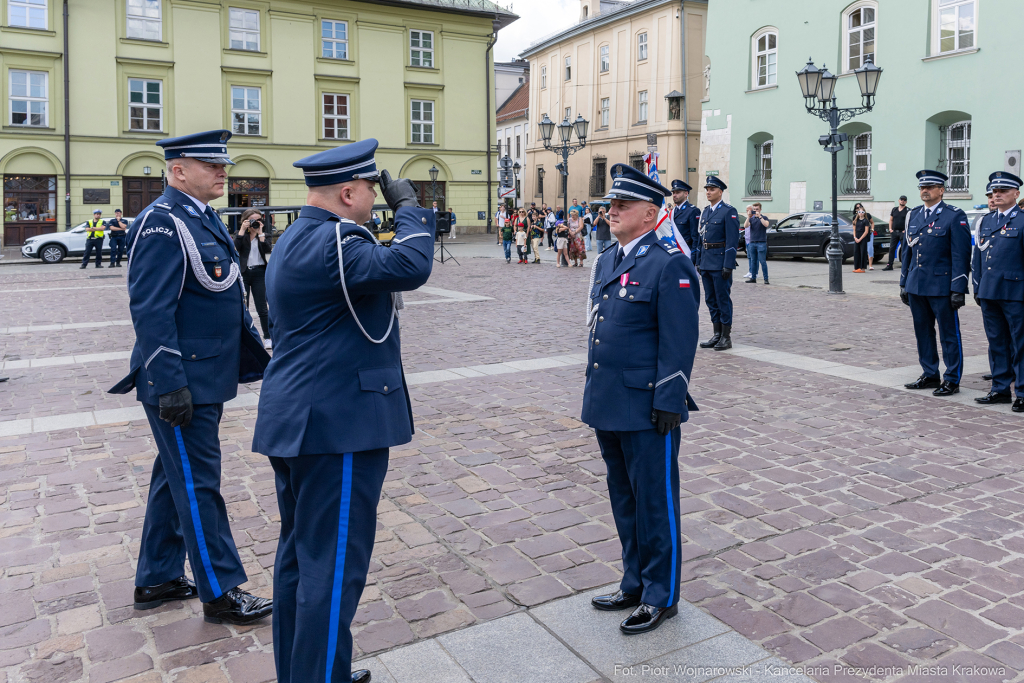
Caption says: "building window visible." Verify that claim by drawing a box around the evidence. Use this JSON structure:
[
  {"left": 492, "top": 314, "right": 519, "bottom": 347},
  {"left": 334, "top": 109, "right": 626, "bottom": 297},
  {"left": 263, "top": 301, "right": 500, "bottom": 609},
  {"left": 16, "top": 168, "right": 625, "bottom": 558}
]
[
  {"left": 4, "top": 175, "right": 57, "bottom": 246},
  {"left": 541, "top": 66, "right": 547, "bottom": 89},
  {"left": 126, "top": 0, "right": 161, "bottom": 41},
  {"left": 322, "top": 19, "right": 348, "bottom": 59},
  {"left": 846, "top": 5, "right": 875, "bottom": 71},
  {"left": 747, "top": 140, "right": 773, "bottom": 196},
  {"left": 231, "top": 86, "right": 261, "bottom": 135},
  {"left": 9, "top": 70, "right": 47, "bottom": 127},
  {"left": 638, "top": 90, "right": 648, "bottom": 122},
  {"left": 8, "top": 0, "right": 46, "bottom": 29},
  {"left": 941, "top": 121, "right": 971, "bottom": 191},
  {"left": 515, "top": 134, "right": 521, "bottom": 158},
  {"left": 590, "top": 158, "right": 607, "bottom": 197},
  {"left": 628, "top": 152, "right": 645, "bottom": 172},
  {"left": 229, "top": 8, "right": 260, "bottom": 51},
  {"left": 938, "top": 0, "right": 974, "bottom": 53},
  {"left": 410, "top": 30, "right": 433, "bottom": 68},
  {"left": 753, "top": 31, "right": 777, "bottom": 87},
  {"left": 322, "top": 93, "right": 349, "bottom": 139},
  {"left": 128, "top": 78, "right": 162, "bottom": 131},
  {"left": 535, "top": 167, "right": 544, "bottom": 197},
  {"left": 600, "top": 97, "right": 609, "bottom": 127},
  {"left": 411, "top": 99, "right": 434, "bottom": 143},
  {"left": 637, "top": 32, "right": 648, "bottom": 61},
  {"left": 564, "top": 106, "right": 571, "bottom": 121},
  {"left": 564, "top": 56, "right": 571, "bottom": 81},
  {"left": 600, "top": 45, "right": 610, "bottom": 73},
  {"left": 841, "top": 132, "right": 871, "bottom": 194}
]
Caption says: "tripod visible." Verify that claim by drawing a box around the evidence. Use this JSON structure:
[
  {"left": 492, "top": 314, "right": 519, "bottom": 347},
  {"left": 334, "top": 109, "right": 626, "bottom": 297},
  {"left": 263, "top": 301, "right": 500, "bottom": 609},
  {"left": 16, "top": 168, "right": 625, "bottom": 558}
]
[{"left": 434, "top": 232, "right": 459, "bottom": 264}]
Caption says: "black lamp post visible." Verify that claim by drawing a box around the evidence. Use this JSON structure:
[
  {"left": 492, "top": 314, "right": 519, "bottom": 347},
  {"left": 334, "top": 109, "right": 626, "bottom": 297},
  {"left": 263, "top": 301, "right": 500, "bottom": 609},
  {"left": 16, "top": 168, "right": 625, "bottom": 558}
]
[
  {"left": 513, "top": 161, "right": 521, "bottom": 208},
  {"left": 796, "top": 56, "right": 882, "bottom": 294},
  {"left": 538, "top": 166, "right": 546, "bottom": 209},
  {"left": 428, "top": 164, "right": 439, "bottom": 208},
  {"left": 539, "top": 113, "right": 588, "bottom": 215}
]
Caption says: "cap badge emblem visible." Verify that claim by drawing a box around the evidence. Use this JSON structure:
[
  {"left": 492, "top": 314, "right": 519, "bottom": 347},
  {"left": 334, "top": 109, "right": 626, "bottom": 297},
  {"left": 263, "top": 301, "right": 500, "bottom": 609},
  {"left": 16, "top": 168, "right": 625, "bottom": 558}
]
[{"left": 220, "top": 131, "right": 230, "bottom": 142}]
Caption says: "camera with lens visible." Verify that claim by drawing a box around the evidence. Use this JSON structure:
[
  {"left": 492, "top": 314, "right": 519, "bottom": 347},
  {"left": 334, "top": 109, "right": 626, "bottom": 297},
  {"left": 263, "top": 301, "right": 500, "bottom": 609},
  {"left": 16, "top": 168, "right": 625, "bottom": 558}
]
[{"left": 249, "top": 219, "right": 264, "bottom": 232}]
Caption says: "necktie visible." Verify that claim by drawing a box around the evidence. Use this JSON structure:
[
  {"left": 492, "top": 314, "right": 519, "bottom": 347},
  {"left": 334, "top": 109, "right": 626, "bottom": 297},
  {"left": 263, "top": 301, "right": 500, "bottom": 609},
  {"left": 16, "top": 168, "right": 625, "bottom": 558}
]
[
  {"left": 613, "top": 247, "right": 624, "bottom": 270},
  {"left": 924, "top": 209, "right": 932, "bottom": 222}
]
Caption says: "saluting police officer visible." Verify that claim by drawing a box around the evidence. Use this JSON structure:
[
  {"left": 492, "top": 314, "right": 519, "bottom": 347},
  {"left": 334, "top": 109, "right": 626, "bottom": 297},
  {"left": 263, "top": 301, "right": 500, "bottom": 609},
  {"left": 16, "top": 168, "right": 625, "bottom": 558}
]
[
  {"left": 583, "top": 164, "right": 700, "bottom": 635},
  {"left": 109, "top": 130, "right": 274, "bottom": 625},
  {"left": 252, "top": 139, "right": 434, "bottom": 683},
  {"left": 900, "top": 169, "right": 971, "bottom": 396},
  {"left": 972, "top": 171, "right": 1024, "bottom": 410},
  {"left": 696, "top": 176, "right": 739, "bottom": 350},
  {"left": 670, "top": 179, "right": 699, "bottom": 256}
]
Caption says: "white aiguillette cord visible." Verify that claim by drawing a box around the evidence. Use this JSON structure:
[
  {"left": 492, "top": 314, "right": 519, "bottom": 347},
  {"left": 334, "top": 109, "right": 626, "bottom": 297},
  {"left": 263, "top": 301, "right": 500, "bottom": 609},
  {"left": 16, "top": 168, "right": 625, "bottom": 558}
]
[
  {"left": 586, "top": 249, "right": 602, "bottom": 329},
  {"left": 334, "top": 219, "right": 400, "bottom": 344}
]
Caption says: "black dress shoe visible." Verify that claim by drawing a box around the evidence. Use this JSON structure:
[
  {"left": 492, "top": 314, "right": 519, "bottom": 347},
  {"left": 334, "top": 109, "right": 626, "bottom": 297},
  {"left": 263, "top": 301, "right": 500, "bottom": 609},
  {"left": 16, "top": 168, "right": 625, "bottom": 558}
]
[
  {"left": 983, "top": 374, "right": 993, "bottom": 381},
  {"left": 203, "top": 587, "right": 273, "bottom": 625},
  {"left": 352, "top": 670, "right": 371, "bottom": 683},
  {"left": 744, "top": 278, "right": 756, "bottom": 283},
  {"left": 620, "top": 603, "right": 678, "bottom": 635},
  {"left": 932, "top": 381, "right": 959, "bottom": 396},
  {"left": 591, "top": 589, "right": 641, "bottom": 611},
  {"left": 975, "top": 391, "right": 1013, "bottom": 405},
  {"left": 882, "top": 265, "right": 893, "bottom": 271},
  {"left": 905, "top": 374, "right": 941, "bottom": 390},
  {"left": 1014, "top": 398, "right": 1024, "bottom": 413},
  {"left": 134, "top": 576, "right": 199, "bottom": 610}
]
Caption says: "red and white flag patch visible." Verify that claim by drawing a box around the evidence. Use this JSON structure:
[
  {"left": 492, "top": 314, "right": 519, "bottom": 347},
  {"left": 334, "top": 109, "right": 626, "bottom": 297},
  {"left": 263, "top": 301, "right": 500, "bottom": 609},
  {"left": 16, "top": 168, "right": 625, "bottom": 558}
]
[{"left": 679, "top": 279, "right": 691, "bottom": 288}]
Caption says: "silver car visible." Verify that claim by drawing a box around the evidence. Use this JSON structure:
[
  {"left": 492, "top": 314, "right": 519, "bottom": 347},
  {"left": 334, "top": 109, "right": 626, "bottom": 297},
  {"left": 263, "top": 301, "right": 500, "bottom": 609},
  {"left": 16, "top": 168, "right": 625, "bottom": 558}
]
[{"left": 20, "top": 218, "right": 135, "bottom": 264}]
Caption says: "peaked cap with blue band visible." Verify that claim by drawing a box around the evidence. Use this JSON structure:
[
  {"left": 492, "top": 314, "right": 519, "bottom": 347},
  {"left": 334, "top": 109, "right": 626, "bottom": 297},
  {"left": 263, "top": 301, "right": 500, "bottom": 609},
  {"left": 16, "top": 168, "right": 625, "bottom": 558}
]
[
  {"left": 704, "top": 175, "right": 727, "bottom": 191},
  {"left": 989, "top": 171, "right": 1023, "bottom": 190},
  {"left": 603, "top": 163, "right": 669, "bottom": 207},
  {"left": 294, "top": 139, "right": 381, "bottom": 187},
  {"left": 157, "top": 129, "right": 234, "bottom": 165},
  {"left": 671, "top": 179, "right": 692, "bottom": 192},
  {"left": 916, "top": 169, "right": 949, "bottom": 187}
]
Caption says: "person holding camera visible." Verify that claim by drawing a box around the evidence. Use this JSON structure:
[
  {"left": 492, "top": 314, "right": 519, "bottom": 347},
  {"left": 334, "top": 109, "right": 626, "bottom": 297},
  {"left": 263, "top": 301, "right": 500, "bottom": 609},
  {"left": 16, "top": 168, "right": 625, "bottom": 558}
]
[
  {"left": 234, "top": 208, "right": 274, "bottom": 349},
  {"left": 252, "top": 139, "right": 434, "bottom": 683},
  {"left": 744, "top": 203, "right": 769, "bottom": 284}
]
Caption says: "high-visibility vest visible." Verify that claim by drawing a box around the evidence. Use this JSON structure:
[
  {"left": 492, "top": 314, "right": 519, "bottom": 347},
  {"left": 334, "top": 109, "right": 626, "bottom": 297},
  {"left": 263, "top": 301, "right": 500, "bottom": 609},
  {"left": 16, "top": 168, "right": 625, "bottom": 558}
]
[{"left": 86, "top": 219, "right": 104, "bottom": 239}]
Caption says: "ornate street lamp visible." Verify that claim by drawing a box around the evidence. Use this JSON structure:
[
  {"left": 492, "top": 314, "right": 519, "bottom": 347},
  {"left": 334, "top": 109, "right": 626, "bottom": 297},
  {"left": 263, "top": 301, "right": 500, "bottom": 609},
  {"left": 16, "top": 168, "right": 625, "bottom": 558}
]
[
  {"left": 429, "top": 164, "right": 439, "bottom": 207},
  {"left": 539, "top": 113, "right": 588, "bottom": 215}
]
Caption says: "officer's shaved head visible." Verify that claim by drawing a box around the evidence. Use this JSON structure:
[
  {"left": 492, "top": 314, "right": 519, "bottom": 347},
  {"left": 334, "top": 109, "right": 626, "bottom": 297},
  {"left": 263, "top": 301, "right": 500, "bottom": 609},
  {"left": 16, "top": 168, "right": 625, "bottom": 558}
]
[
  {"left": 307, "top": 179, "right": 376, "bottom": 225},
  {"left": 166, "top": 157, "right": 227, "bottom": 203}
]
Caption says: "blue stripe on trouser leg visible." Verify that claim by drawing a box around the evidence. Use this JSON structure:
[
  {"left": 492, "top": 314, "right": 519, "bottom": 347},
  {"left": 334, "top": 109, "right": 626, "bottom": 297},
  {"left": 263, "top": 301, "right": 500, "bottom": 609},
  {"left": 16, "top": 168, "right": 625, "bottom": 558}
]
[
  {"left": 664, "top": 433, "right": 677, "bottom": 606},
  {"left": 324, "top": 453, "right": 353, "bottom": 683},
  {"left": 173, "top": 426, "right": 223, "bottom": 599},
  {"left": 954, "top": 309, "right": 963, "bottom": 383}
]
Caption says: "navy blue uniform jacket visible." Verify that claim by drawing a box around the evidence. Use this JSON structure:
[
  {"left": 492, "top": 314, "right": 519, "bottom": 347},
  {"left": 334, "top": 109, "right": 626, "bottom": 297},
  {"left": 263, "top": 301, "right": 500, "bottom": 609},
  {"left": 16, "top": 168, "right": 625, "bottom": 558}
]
[
  {"left": 582, "top": 230, "right": 700, "bottom": 432},
  {"left": 110, "top": 186, "right": 269, "bottom": 404},
  {"left": 672, "top": 202, "right": 699, "bottom": 250},
  {"left": 695, "top": 202, "right": 739, "bottom": 272},
  {"left": 973, "top": 207, "right": 1024, "bottom": 300},
  {"left": 253, "top": 205, "right": 435, "bottom": 457},
  {"left": 900, "top": 201, "right": 971, "bottom": 297}
]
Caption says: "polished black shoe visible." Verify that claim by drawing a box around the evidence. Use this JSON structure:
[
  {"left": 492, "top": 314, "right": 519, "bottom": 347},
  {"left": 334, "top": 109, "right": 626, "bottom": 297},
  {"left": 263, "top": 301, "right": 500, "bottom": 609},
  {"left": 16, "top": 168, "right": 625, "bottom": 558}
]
[
  {"left": 763, "top": 280, "right": 770, "bottom": 285},
  {"left": 591, "top": 589, "right": 641, "bottom": 611},
  {"left": 699, "top": 323, "right": 722, "bottom": 349},
  {"left": 203, "top": 587, "right": 273, "bottom": 625},
  {"left": 905, "top": 374, "right": 941, "bottom": 390},
  {"left": 932, "top": 381, "right": 959, "bottom": 396},
  {"left": 134, "top": 576, "right": 199, "bottom": 610},
  {"left": 983, "top": 374, "right": 994, "bottom": 381},
  {"left": 744, "top": 278, "right": 756, "bottom": 283},
  {"left": 882, "top": 265, "right": 893, "bottom": 271},
  {"left": 619, "top": 603, "right": 678, "bottom": 635},
  {"left": 975, "top": 391, "right": 1013, "bottom": 405},
  {"left": 1013, "top": 398, "right": 1024, "bottom": 413},
  {"left": 352, "top": 670, "right": 371, "bottom": 683},
  {"left": 79, "top": 264, "right": 87, "bottom": 269},
  {"left": 713, "top": 324, "right": 732, "bottom": 351}
]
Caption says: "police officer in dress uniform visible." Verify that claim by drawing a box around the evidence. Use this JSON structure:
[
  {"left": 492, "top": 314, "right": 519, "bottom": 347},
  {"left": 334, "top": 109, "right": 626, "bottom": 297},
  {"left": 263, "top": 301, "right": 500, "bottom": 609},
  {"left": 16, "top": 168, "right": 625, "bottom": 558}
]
[
  {"left": 980, "top": 182, "right": 997, "bottom": 383},
  {"left": 695, "top": 176, "right": 739, "bottom": 350},
  {"left": 109, "top": 130, "right": 274, "bottom": 625},
  {"left": 900, "top": 169, "right": 971, "bottom": 396},
  {"left": 583, "top": 164, "right": 700, "bottom": 635},
  {"left": 252, "top": 139, "right": 434, "bottom": 683},
  {"left": 973, "top": 171, "right": 1024, "bottom": 410},
  {"left": 670, "top": 179, "right": 699, "bottom": 256}
]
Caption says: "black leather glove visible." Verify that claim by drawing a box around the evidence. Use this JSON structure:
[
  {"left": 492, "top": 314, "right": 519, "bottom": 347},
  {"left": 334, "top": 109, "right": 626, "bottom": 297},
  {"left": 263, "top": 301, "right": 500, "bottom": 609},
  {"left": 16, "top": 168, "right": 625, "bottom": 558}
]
[
  {"left": 159, "top": 387, "right": 193, "bottom": 428},
  {"left": 900, "top": 287, "right": 909, "bottom": 306},
  {"left": 975, "top": 293, "right": 981, "bottom": 306},
  {"left": 721, "top": 268, "right": 732, "bottom": 281},
  {"left": 950, "top": 292, "right": 965, "bottom": 311},
  {"left": 379, "top": 170, "right": 420, "bottom": 211},
  {"left": 651, "top": 409, "right": 681, "bottom": 436}
]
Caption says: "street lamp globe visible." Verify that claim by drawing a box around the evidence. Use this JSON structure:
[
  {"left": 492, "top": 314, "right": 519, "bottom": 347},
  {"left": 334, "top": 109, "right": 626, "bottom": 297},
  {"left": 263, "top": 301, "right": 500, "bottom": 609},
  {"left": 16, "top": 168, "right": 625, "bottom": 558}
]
[
  {"left": 513, "top": 161, "right": 521, "bottom": 174},
  {"left": 557, "top": 118, "right": 573, "bottom": 144},
  {"left": 573, "top": 114, "right": 589, "bottom": 142},
  {"left": 854, "top": 58, "right": 882, "bottom": 107},
  {"left": 538, "top": 114, "right": 555, "bottom": 144},
  {"left": 816, "top": 64, "right": 837, "bottom": 103},
  {"left": 538, "top": 167, "right": 546, "bottom": 181},
  {"left": 429, "top": 164, "right": 439, "bottom": 183},
  {"left": 795, "top": 58, "right": 822, "bottom": 105}
]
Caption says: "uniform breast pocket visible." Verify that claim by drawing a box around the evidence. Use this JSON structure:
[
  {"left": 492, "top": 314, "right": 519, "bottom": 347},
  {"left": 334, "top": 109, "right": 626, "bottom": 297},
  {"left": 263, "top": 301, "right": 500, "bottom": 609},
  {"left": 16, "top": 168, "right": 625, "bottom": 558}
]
[
  {"left": 1004, "top": 228, "right": 1020, "bottom": 238},
  {"left": 931, "top": 227, "right": 948, "bottom": 237},
  {"left": 199, "top": 246, "right": 229, "bottom": 278},
  {"left": 614, "top": 286, "right": 653, "bottom": 327}
]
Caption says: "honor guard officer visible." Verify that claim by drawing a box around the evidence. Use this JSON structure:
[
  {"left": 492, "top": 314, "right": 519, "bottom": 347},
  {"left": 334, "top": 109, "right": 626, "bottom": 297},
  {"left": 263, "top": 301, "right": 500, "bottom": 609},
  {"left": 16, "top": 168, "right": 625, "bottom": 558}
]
[
  {"left": 109, "top": 130, "right": 274, "bottom": 625},
  {"left": 583, "top": 163, "right": 700, "bottom": 635},
  {"left": 900, "top": 169, "right": 971, "bottom": 396},
  {"left": 670, "top": 179, "right": 699, "bottom": 255},
  {"left": 696, "top": 176, "right": 739, "bottom": 350},
  {"left": 972, "top": 171, "right": 1024, "bottom": 410},
  {"left": 252, "top": 139, "right": 434, "bottom": 683}
]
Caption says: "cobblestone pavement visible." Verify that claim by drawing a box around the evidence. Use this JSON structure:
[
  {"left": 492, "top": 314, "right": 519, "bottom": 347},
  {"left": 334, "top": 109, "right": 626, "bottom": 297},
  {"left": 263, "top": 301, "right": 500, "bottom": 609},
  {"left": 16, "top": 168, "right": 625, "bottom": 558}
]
[{"left": 1, "top": 246, "right": 1024, "bottom": 682}]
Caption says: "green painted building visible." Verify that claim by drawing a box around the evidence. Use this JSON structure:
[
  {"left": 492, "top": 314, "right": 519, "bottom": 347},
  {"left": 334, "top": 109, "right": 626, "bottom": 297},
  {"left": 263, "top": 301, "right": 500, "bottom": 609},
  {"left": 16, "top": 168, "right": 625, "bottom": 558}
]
[
  {"left": 699, "top": 0, "right": 1011, "bottom": 221},
  {"left": 0, "top": 0, "right": 516, "bottom": 247}
]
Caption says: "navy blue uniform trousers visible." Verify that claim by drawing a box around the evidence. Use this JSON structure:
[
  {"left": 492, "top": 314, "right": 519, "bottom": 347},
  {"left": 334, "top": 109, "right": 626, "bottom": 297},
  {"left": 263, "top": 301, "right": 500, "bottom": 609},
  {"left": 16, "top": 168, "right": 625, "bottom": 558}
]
[
  {"left": 908, "top": 293, "right": 963, "bottom": 383},
  {"left": 271, "top": 450, "right": 389, "bottom": 683},
  {"left": 980, "top": 299, "right": 1024, "bottom": 395},
  {"left": 595, "top": 427, "right": 681, "bottom": 608},
  {"left": 136, "top": 403, "right": 246, "bottom": 603},
  {"left": 700, "top": 270, "right": 733, "bottom": 325}
]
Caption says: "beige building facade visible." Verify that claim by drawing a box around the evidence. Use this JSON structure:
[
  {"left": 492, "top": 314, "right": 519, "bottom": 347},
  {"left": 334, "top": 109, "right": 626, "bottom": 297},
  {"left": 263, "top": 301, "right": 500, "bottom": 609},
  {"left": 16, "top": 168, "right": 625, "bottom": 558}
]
[{"left": 520, "top": 0, "right": 707, "bottom": 209}]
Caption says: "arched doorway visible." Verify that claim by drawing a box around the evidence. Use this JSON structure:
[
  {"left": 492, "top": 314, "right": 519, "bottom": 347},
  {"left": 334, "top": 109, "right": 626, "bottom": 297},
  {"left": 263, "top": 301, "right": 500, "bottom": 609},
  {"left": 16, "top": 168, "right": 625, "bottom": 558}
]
[{"left": 2, "top": 149, "right": 60, "bottom": 246}]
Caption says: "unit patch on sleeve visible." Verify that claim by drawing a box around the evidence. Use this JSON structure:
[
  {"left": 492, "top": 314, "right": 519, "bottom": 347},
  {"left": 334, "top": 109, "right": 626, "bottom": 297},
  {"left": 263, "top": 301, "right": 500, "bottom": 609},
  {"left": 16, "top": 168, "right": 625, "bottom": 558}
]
[{"left": 141, "top": 226, "right": 175, "bottom": 239}]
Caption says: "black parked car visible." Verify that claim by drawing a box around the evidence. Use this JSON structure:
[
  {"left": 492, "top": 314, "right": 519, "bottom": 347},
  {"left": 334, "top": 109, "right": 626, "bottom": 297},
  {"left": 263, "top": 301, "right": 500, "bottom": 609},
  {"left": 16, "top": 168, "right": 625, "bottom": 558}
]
[{"left": 760, "top": 211, "right": 891, "bottom": 262}]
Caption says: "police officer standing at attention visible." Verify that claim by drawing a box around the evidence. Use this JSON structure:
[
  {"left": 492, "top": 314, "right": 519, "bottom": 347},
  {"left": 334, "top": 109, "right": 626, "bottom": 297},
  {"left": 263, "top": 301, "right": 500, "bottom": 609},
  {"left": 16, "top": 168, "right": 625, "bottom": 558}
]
[
  {"left": 973, "top": 171, "right": 1024, "bottom": 409},
  {"left": 109, "top": 130, "right": 274, "bottom": 625},
  {"left": 696, "top": 176, "right": 739, "bottom": 350},
  {"left": 253, "top": 139, "right": 434, "bottom": 683},
  {"left": 583, "top": 164, "right": 699, "bottom": 635},
  {"left": 670, "top": 179, "right": 699, "bottom": 255},
  {"left": 900, "top": 170, "right": 970, "bottom": 396}
]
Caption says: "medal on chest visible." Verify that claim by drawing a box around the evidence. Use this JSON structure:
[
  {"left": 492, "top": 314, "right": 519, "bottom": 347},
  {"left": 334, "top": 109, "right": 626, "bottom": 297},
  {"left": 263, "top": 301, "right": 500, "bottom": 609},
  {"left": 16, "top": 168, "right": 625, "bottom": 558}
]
[{"left": 619, "top": 272, "right": 629, "bottom": 297}]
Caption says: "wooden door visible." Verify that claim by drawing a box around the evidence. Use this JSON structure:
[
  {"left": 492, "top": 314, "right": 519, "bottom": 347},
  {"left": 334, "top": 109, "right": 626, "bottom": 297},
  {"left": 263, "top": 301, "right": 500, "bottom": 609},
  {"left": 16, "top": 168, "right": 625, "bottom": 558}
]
[{"left": 122, "top": 177, "right": 164, "bottom": 217}]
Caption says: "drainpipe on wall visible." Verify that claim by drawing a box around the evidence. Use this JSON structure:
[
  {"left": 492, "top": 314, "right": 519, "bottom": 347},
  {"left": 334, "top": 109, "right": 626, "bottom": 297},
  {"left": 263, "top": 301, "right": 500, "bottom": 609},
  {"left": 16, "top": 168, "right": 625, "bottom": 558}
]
[
  {"left": 63, "top": 0, "right": 71, "bottom": 230},
  {"left": 485, "top": 22, "right": 498, "bottom": 235},
  {"left": 680, "top": 1, "right": 690, "bottom": 188}
]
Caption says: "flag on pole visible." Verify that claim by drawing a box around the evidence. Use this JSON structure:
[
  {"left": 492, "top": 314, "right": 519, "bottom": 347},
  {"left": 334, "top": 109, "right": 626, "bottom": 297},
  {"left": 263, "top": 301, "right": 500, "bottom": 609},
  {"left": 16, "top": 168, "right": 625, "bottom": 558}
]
[
  {"left": 643, "top": 151, "right": 660, "bottom": 185},
  {"left": 654, "top": 204, "right": 691, "bottom": 259}
]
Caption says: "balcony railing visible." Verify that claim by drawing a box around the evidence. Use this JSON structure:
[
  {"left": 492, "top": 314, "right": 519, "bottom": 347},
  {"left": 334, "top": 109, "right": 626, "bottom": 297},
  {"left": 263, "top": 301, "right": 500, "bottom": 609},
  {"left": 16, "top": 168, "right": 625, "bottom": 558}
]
[{"left": 746, "top": 171, "right": 771, "bottom": 197}]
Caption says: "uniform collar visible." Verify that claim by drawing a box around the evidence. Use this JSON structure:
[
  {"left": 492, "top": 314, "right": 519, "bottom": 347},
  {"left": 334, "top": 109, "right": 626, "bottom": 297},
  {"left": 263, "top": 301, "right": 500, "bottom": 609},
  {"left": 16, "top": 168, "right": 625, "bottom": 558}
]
[
  {"left": 620, "top": 229, "right": 654, "bottom": 258},
  {"left": 299, "top": 205, "right": 343, "bottom": 222},
  {"left": 164, "top": 185, "right": 209, "bottom": 214}
]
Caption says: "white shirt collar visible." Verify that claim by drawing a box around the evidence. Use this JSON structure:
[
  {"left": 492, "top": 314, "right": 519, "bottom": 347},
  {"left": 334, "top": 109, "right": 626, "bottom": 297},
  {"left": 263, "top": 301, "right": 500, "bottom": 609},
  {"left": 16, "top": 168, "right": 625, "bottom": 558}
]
[
  {"left": 620, "top": 230, "right": 653, "bottom": 257},
  {"left": 181, "top": 191, "right": 208, "bottom": 214}
]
